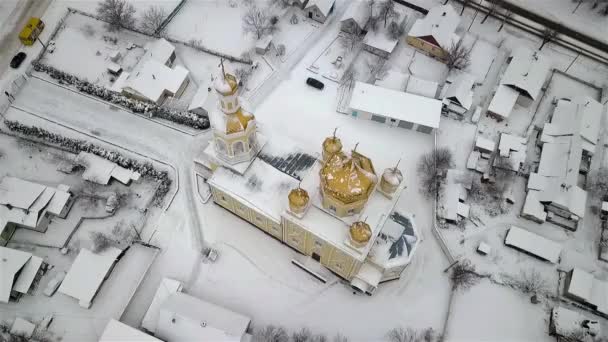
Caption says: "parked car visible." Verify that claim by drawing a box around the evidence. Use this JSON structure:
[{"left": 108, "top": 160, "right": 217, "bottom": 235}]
[
  {"left": 306, "top": 77, "right": 324, "bottom": 90},
  {"left": 10, "top": 52, "right": 27, "bottom": 69},
  {"left": 43, "top": 271, "right": 66, "bottom": 297}
]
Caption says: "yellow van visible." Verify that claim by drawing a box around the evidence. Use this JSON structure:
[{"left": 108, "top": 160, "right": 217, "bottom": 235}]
[{"left": 19, "top": 17, "right": 45, "bottom": 46}]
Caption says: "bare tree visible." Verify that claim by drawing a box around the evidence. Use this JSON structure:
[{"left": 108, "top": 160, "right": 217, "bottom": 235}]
[
  {"left": 498, "top": 9, "right": 512, "bottom": 32},
  {"left": 340, "top": 31, "right": 363, "bottom": 54},
  {"left": 387, "top": 19, "right": 407, "bottom": 40},
  {"left": 387, "top": 327, "right": 438, "bottom": 342},
  {"left": 292, "top": 328, "right": 313, "bottom": 342},
  {"left": 417, "top": 147, "right": 453, "bottom": 198},
  {"left": 539, "top": 27, "right": 558, "bottom": 50},
  {"left": 481, "top": 0, "right": 500, "bottom": 24},
  {"left": 587, "top": 168, "right": 608, "bottom": 198},
  {"left": 460, "top": 0, "right": 472, "bottom": 15},
  {"left": 450, "top": 259, "right": 480, "bottom": 291},
  {"left": 339, "top": 68, "right": 358, "bottom": 94},
  {"left": 90, "top": 231, "right": 113, "bottom": 253},
  {"left": 366, "top": 0, "right": 380, "bottom": 32},
  {"left": 235, "top": 66, "right": 253, "bottom": 87},
  {"left": 140, "top": 5, "right": 167, "bottom": 35},
  {"left": 572, "top": 0, "right": 586, "bottom": 13},
  {"left": 253, "top": 325, "right": 289, "bottom": 342},
  {"left": 516, "top": 269, "right": 549, "bottom": 295},
  {"left": 332, "top": 333, "right": 349, "bottom": 342},
  {"left": 271, "top": 0, "right": 291, "bottom": 9},
  {"left": 445, "top": 40, "right": 472, "bottom": 71},
  {"left": 242, "top": 5, "right": 273, "bottom": 39},
  {"left": 378, "top": 0, "right": 398, "bottom": 28},
  {"left": 96, "top": 0, "right": 136, "bottom": 31},
  {"left": 365, "top": 55, "right": 388, "bottom": 82}
]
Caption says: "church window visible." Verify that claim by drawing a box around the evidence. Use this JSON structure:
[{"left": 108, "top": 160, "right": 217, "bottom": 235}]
[
  {"left": 220, "top": 101, "right": 225, "bottom": 109},
  {"left": 233, "top": 141, "right": 245, "bottom": 155},
  {"left": 227, "top": 102, "right": 233, "bottom": 110},
  {"left": 216, "top": 139, "right": 227, "bottom": 154}
]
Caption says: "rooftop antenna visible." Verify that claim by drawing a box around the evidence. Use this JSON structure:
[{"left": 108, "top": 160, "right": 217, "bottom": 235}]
[
  {"left": 332, "top": 127, "right": 338, "bottom": 139},
  {"left": 353, "top": 142, "right": 359, "bottom": 153},
  {"left": 218, "top": 58, "right": 226, "bottom": 79},
  {"left": 393, "top": 159, "right": 401, "bottom": 171}
]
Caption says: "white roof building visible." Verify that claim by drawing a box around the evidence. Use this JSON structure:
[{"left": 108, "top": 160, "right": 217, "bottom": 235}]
[
  {"left": 501, "top": 47, "right": 551, "bottom": 102},
  {"left": 122, "top": 59, "right": 189, "bottom": 105},
  {"left": 406, "top": 76, "right": 438, "bottom": 98},
  {"left": 349, "top": 81, "right": 442, "bottom": 130},
  {"left": 565, "top": 268, "right": 608, "bottom": 316},
  {"left": 495, "top": 133, "right": 526, "bottom": 172},
  {"left": 58, "top": 247, "right": 122, "bottom": 308},
  {"left": 438, "top": 169, "right": 472, "bottom": 222},
  {"left": 340, "top": 1, "right": 369, "bottom": 31},
  {"left": 0, "top": 247, "right": 42, "bottom": 303},
  {"left": 443, "top": 73, "right": 475, "bottom": 110},
  {"left": 157, "top": 292, "right": 251, "bottom": 342},
  {"left": 374, "top": 69, "right": 409, "bottom": 91},
  {"left": 408, "top": 4, "right": 460, "bottom": 50},
  {"left": 504, "top": 226, "right": 562, "bottom": 263},
  {"left": 142, "top": 277, "right": 183, "bottom": 334},
  {"left": 487, "top": 84, "right": 519, "bottom": 120},
  {"left": 99, "top": 319, "right": 161, "bottom": 342},
  {"left": 76, "top": 152, "right": 140, "bottom": 185},
  {"left": 305, "top": 0, "right": 335, "bottom": 17},
  {"left": 363, "top": 29, "right": 400, "bottom": 56},
  {"left": 144, "top": 38, "right": 176, "bottom": 65},
  {"left": 188, "top": 86, "right": 217, "bottom": 114}
]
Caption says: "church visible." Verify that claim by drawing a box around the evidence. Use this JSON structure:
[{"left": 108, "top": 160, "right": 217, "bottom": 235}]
[{"left": 194, "top": 65, "right": 420, "bottom": 295}]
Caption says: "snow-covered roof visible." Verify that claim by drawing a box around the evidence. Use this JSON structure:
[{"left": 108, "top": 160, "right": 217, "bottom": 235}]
[
  {"left": 123, "top": 59, "right": 189, "bottom": 103},
  {"left": 350, "top": 81, "right": 442, "bottom": 129},
  {"left": 305, "top": 0, "right": 335, "bottom": 16},
  {"left": 495, "top": 133, "right": 526, "bottom": 172},
  {"left": 369, "top": 211, "right": 420, "bottom": 268},
  {"left": 255, "top": 35, "right": 273, "bottom": 50},
  {"left": 12, "top": 255, "right": 42, "bottom": 294},
  {"left": 144, "top": 38, "right": 175, "bottom": 65},
  {"left": 0, "top": 176, "right": 46, "bottom": 210},
  {"left": 340, "top": 1, "right": 369, "bottom": 29},
  {"left": 157, "top": 292, "right": 250, "bottom": 342},
  {"left": 438, "top": 169, "right": 471, "bottom": 221},
  {"left": 551, "top": 307, "right": 589, "bottom": 338},
  {"left": 541, "top": 97, "right": 602, "bottom": 154},
  {"left": 406, "top": 76, "right": 438, "bottom": 98},
  {"left": 501, "top": 47, "right": 551, "bottom": 101},
  {"left": 142, "top": 277, "right": 183, "bottom": 334},
  {"left": 189, "top": 85, "right": 217, "bottom": 112},
  {"left": 522, "top": 190, "right": 547, "bottom": 222},
  {"left": 374, "top": 69, "right": 409, "bottom": 91},
  {"left": 363, "top": 29, "right": 399, "bottom": 54},
  {"left": 351, "top": 262, "right": 383, "bottom": 292},
  {"left": 10, "top": 318, "right": 35, "bottom": 338},
  {"left": 0, "top": 247, "right": 32, "bottom": 303},
  {"left": 58, "top": 247, "right": 122, "bottom": 307},
  {"left": 475, "top": 136, "right": 495, "bottom": 153},
  {"left": 504, "top": 226, "right": 562, "bottom": 263},
  {"left": 100, "top": 319, "right": 161, "bottom": 342},
  {"left": 488, "top": 84, "right": 518, "bottom": 119},
  {"left": 565, "top": 268, "right": 608, "bottom": 316},
  {"left": 444, "top": 73, "right": 475, "bottom": 110},
  {"left": 407, "top": 4, "right": 460, "bottom": 49},
  {"left": 76, "top": 152, "right": 138, "bottom": 186}
]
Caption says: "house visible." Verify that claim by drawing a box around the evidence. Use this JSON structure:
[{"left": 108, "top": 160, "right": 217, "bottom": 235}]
[
  {"left": 304, "top": 0, "right": 335, "bottom": 23},
  {"left": 405, "top": 76, "right": 438, "bottom": 98},
  {"left": 58, "top": 247, "right": 123, "bottom": 308},
  {"left": 0, "top": 247, "right": 43, "bottom": 303},
  {"left": 407, "top": 4, "right": 460, "bottom": 60},
  {"left": 120, "top": 59, "right": 190, "bottom": 105},
  {"left": 0, "top": 177, "right": 73, "bottom": 244},
  {"left": 374, "top": 69, "right": 409, "bottom": 91},
  {"left": 349, "top": 81, "right": 442, "bottom": 134},
  {"left": 255, "top": 35, "right": 274, "bottom": 55},
  {"left": 142, "top": 277, "right": 183, "bottom": 334},
  {"left": 487, "top": 48, "right": 551, "bottom": 120},
  {"left": 564, "top": 268, "right": 608, "bottom": 317},
  {"left": 504, "top": 226, "right": 562, "bottom": 263},
  {"left": 443, "top": 72, "right": 475, "bottom": 115},
  {"left": 188, "top": 85, "right": 217, "bottom": 117},
  {"left": 340, "top": 1, "right": 369, "bottom": 35},
  {"left": 291, "top": 0, "right": 309, "bottom": 10},
  {"left": 438, "top": 169, "right": 472, "bottom": 223},
  {"left": 156, "top": 292, "right": 252, "bottom": 341},
  {"left": 99, "top": 319, "right": 161, "bottom": 342},
  {"left": 549, "top": 307, "right": 599, "bottom": 341},
  {"left": 75, "top": 152, "right": 140, "bottom": 186},
  {"left": 144, "top": 38, "right": 176, "bottom": 67},
  {"left": 494, "top": 133, "right": 526, "bottom": 172},
  {"left": 363, "top": 28, "right": 400, "bottom": 58}
]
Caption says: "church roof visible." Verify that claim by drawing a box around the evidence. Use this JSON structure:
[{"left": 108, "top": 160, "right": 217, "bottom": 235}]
[
  {"left": 320, "top": 151, "right": 377, "bottom": 204},
  {"left": 211, "top": 108, "right": 255, "bottom": 135}
]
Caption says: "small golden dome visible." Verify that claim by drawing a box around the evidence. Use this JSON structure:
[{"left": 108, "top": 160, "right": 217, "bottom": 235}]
[
  {"left": 381, "top": 167, "right": 403, "bottom": 193},
  {"left": 214, "top": 73, "right": 239, "bottom": 96},
  {"left": 288, "top": 187, "right": 309, "bottom": 213},
  {"left": 224, "top": 109, "right": 255, "bottom": 134},
  {"left": 350, "top": 221, "right": 372, "bottom": 247},
  {"left": 320, "top": 151, "right": 377, "bottom": 204},
  {"left": 323, "top": 136, "right": 342, "bottom": 155}
]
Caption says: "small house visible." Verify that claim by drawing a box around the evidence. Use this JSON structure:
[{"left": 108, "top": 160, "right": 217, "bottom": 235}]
[
  {"left": 188, "top": 86, "right": 217, "bottom": 117},
  {"left": 144, "top": 38, "right": 176, "bottom": 67},
  {"left": 504, "top": 226, "right": 562, "bottom": 263},
  {"left": 304, "top": 0, "right": 335, "bottom": 23},
  {"left": 291, "top": 0, "right": 309, "bottom": 10},
  {"left": 363, "top": 29, "right": 400, "bottom": 58},
  {"left": 255, "top": 35, "right": 274, "bottom": 55},
  {"left": 340, "top": 1, "right": 369, "bottom": 35},
  {"left": 0, "top": 247, "right": 43, "bottom": 303},
  {"left": 349, "top": 81, "right": 442, "bottom": 134},
  {"left": 443, "top": 73, "right": 475, "bottom": 115},
  {"left": 407, "top": 4, "right": 460, "bottom": 60},
  {"left": 121, "top": 59, "right": 190, "bottom": 105}
]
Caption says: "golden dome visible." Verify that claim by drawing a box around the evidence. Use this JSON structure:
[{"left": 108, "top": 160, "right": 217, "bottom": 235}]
[
  {"left": 288, "top": 187, "right": 309, "bottom": 213},
  {"left": 350, "top": 221, "right": 372, "bottom": 247},
  {"left": 323, "top": 136, "right": 342, "bottom": 155},
  {"left": 320, "top": 151, "right": 377, "bottom": 204},
  {"left": 380, "top": 167, "right": 403, "bottom": 193},
  {"left": 214, "top": 73, "right": 239, "bottom": 96},
  {"left": 225, "top": 108, "right": 255, "bottom": 134}
]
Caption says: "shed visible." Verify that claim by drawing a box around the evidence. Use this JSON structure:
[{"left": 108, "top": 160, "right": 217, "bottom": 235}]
[
  {"left": 406, "top": 76, "right": 438, "bottom": 98},
  {"left": 444, "top": 73, "right": 475, "bottom": 110},
  {"left": 0, "top": 247, "right": 33, "bottom": 303},
  {"left": 107, "top": 62, "right": 122, "bottom": 75},
  {"left": 504, "top": 226, "right": 561, "bottom": 263},
  {"left": 255, "top": 35, "right": 274, "bottom": 55},
  {"left": 189, "top": 86, "right": 217, "bottom": 116},
  {"left": 340, "top": 1, "right": 369, "bottom": 35},
  {"left": 487, "top": 84, "right": 519, "bottom": 121},
  {"left": 10, "top": 318, "right": 35, "bottom": 338},
  {"left": 304, "top": 0, "right": 335, "bottom": 23},
  {"left": 474, "top": 136, "right": 495, "bottom": 154}
]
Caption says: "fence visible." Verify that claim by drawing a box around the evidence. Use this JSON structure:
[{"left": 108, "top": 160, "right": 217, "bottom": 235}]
[
  {"left": 156, "top": 0, "right": 188, "bottom": 35},
  {"left": 0, "top": 75, "right": 28, "bottom": 117}
]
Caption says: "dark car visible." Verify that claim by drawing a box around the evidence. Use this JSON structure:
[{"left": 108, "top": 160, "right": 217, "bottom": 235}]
[
  {"left": 10, "top": 52, "right": 27, "bottom": 69},
  {"left": 306, "top": 77, "right": 324, "bottom": 90}
]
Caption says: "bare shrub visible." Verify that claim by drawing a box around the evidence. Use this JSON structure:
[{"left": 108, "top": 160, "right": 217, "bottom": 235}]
[
  {"left": 387, "top": 19, "right": 406, "bottom": 40},
  {"left": 332, "top": 333, "right": 349, "bottom": 342},
  {"left": 445, "top": 40, "right": 472, "bottom": 71},
  {"left": 539, "top": 27, "right": 558, "bottom": 50},
  {"left": 96, "top": 0, "right": 136, "bottom": 31},
  {"left": 253, "top": 325, "right": 289, "bottom": 342},
  {"left": 387, "top": 327, "right": 438, "bottom": 342},
  {"left": 587, "top": 168, "right": 608, "bottom": 198},
  {"left": 292, "top": 328, "right": 313, "bottom": 342},
  {"left": 340, "top": 31, "right": 363, "bottom": 54},
  {"left": 90, "top": 231, "right": 114, "bottom": 253},
  {"left": 516, "top": 269, "right": 549, "bottom": 295},
  {"left": 235, "top": 67, "right": 253, "bottom": 87},
  {"left": 417, "top": 147, "right": 453, "bottom": 199},
  {"left": 140, "top": 5, "right": 167, "bottom": 35},
  {"left": 378, "top": 0, "right": 398, "bottom": 28},
  {"left": 242, "top": 5, "right": 275, "bottom": 39},
  {"left": 365, "top": 55, "right": 388, "bottom": 82},
  {"left": 276, "top": 43, "right": 286, "bottom": 57},
  {"left": 450, "top": 259, "right": 480, "bottom": 291}
]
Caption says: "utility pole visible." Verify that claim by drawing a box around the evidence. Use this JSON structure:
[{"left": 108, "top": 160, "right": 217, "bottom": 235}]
[{"left": 37, "top": 37, "right": 47, "bottom": 49}]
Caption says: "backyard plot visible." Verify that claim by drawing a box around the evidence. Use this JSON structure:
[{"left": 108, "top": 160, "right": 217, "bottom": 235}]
[
  {"left": 272, "top": 8, "right": 319, "bottom": 61},
  {"left": 308, "top": 34, "right": 358, "bottom": 82}
]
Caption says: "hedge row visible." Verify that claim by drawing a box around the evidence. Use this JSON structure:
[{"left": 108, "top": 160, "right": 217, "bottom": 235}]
[
  {"left": 31, "top": 61, "right": 210, "bottom": 130},
  {"left": 4, "top": 120, "right": 172, "bottom": 205}
]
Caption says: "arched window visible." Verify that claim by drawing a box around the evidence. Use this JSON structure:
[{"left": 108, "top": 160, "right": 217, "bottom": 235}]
[
  {"left": 248, "top": 134, "right": 257, "bottom": 151},
  {"left": 216, "top": 139, "right": 228, "bottom": 155},
  {"left": 220, "top": 101, "right": 225, "bottom": 109},
  {"left": 227, "top": 102, "right": 233, "bottom": 110},
  {"left": 233, "top": 141, "right": 245, "bottom": 155}
]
